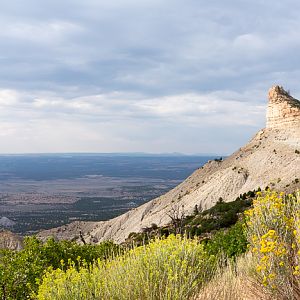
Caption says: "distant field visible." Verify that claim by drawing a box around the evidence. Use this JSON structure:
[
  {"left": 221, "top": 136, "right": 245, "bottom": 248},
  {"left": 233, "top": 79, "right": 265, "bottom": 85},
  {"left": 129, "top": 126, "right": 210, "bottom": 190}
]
[{"left": 0, "top": 154, "right": 215, "bottom": 235}]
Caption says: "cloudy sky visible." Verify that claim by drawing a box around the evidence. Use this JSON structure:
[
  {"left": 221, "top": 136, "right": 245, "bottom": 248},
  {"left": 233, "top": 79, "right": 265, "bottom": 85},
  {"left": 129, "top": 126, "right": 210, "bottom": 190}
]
[{"left": 0, "top": 0, "right": 299, "bottom": 154}]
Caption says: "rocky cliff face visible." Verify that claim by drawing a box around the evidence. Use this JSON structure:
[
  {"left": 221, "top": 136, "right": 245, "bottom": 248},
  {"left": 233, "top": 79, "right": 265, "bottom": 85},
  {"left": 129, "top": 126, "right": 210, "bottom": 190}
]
[
  {"left": 38, "top": 86, "right": 300, "bottom": 244},
  {"left": 267, "top": 86, "right": 300, "bottom": 129}
]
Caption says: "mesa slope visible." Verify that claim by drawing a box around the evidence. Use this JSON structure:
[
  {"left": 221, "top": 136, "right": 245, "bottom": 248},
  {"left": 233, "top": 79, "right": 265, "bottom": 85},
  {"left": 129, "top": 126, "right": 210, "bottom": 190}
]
[{"left": 39, "top": 86, "right": 300, "bottom": 243}]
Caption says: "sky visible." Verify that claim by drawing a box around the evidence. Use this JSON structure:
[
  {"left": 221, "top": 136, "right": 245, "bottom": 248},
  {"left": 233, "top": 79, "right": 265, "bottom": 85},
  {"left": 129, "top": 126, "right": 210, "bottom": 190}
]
[{"left": 1, "top": 0, "right": 300, "bottom": 155}]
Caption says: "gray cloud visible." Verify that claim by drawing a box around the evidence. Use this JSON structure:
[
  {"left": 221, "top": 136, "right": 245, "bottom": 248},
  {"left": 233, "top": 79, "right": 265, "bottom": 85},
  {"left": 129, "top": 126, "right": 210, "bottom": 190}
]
[{"left": 0, "top": 0, "right": 299, "bottom": 153}]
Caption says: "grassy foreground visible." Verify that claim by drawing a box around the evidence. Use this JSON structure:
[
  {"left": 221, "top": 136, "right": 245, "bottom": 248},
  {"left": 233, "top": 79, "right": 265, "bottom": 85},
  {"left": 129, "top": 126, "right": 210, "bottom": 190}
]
[
  {"left": 37, "top": 235, "right": 216, "bottom": 300},
  {"left": 2, "top": 190, "right": 300, "bottom": 300}
]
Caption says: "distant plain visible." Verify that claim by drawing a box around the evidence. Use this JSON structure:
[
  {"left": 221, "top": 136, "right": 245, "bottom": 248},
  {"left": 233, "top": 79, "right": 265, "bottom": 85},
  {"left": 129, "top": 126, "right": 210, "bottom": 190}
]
[{"left": 0, "top": 154, "right": 214, "bottom": 234}]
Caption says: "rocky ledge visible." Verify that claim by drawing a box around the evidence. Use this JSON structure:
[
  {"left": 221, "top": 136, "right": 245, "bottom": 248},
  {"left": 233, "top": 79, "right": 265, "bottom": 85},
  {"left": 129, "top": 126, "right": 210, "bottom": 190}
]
[{"left": 266, "top": 86, "right": 300, "bottom": 129}]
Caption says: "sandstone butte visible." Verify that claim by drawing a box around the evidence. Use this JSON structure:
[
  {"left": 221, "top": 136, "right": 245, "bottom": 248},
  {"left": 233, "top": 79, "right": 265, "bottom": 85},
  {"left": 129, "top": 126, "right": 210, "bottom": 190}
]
[{"left": 38, "top": 86, "right": 300, "bottom": 244}]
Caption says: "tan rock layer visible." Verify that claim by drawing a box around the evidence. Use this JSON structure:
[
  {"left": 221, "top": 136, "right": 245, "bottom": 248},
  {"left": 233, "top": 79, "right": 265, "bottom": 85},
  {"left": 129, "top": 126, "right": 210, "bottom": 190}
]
[{"left": 266, "top": 86, "right": 300, "bottom": 129}]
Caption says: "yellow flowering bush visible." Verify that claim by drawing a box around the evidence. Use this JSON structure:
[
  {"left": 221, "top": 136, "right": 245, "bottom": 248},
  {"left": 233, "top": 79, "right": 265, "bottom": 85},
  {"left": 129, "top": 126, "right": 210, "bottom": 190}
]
[
  {"left": 245, "top": 190, "right": 300, "bottom": 299},
  {"left": 37, "top": 235, "right": 216, "bottom": 300}
]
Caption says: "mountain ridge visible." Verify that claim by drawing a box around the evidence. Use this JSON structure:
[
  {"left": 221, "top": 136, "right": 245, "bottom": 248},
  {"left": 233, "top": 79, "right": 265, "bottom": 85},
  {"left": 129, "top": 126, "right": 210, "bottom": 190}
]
[{"left": 38, "top": 86, "right": 300, "bottom": 243}]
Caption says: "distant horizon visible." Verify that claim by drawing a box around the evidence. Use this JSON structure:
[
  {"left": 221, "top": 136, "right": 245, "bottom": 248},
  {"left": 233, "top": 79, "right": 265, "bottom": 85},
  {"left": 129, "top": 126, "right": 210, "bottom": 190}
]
[{"left": 0, "top": 151, "right": 225, "bottom": 157}]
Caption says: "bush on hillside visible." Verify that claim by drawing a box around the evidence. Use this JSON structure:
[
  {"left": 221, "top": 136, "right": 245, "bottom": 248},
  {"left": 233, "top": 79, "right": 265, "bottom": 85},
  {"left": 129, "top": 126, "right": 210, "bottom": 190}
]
[
  {"left": 0, "top": 236, "right": 119, "bottom": 299},
  {"left": 205, "top": 221, "right": 248, "bottom": 258},
  {"left": 185, "top": 196, "right": 252, "bottom": 236},
  {"left": 245, "top": 190, "right": 300, "bottom": 299},
  {"left": 126, "top": 193, "right": 254, "bottom": 247},
  {"left": 37, "top": 235, "right": 217, "bottom": 300}
]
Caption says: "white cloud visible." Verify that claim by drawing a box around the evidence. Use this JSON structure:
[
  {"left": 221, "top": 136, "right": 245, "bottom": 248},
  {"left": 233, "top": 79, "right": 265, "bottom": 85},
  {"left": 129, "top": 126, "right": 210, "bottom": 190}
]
[
  {"left": 0, "top": 89, "right": 20, "bottom": 106},
  {"left": 0, "top": 87, "right": 266, "bottom": 153},
  {"left": 24, "top": 89, "right": 265, "bottom": 126},
  {"left": 0, "top": 20, "right": 83, "bottom": 45},
  {"left": 0, "top": 122, "right": 18, "bottom": 137}
]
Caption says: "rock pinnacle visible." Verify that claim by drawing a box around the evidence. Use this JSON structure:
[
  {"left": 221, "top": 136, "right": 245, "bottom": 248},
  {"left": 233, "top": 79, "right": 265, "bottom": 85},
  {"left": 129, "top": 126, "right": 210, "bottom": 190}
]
[{"left": 266, "top": 86, "right": 300, "bottom": 129}]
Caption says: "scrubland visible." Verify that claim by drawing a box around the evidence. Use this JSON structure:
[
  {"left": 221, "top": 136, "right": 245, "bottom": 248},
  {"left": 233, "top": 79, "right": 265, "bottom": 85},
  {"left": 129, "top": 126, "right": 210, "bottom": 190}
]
[{"left": 1, "top": 190, "right": 300, "bottom": 300}]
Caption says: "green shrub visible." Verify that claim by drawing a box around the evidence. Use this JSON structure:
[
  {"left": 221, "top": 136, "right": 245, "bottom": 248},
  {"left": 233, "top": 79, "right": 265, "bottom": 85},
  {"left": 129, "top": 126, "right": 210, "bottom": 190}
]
[
  {"left": 0, "top": 236, "right": 119, "bottom": 299},
  {"left": 205, "top": 222, "right": 248, "bottom": 258}
]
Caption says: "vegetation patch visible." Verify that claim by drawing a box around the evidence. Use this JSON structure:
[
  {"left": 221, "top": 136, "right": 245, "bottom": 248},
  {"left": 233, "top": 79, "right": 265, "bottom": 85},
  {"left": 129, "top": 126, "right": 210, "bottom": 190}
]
[
  {"left": 0, "top": 237, "right": 119, "bottom": 299},
  {"left": 246, "top": 190, "right": 300, "bottom": 299},
  {"left": 126, "top": 190, "right": 256, "bottom": 247},
  {"left": 2, "top": 189, "right": 300, "bottom": 300},
  {"left": 37, "top": 235, "right": 217, "bottom": 300}
]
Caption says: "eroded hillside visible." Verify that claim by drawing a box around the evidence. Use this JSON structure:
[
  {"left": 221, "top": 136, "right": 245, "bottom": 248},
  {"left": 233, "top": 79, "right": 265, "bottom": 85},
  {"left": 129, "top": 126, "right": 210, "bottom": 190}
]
[{"left": 38, "top": 86, "right": 300, "bottom": 243}]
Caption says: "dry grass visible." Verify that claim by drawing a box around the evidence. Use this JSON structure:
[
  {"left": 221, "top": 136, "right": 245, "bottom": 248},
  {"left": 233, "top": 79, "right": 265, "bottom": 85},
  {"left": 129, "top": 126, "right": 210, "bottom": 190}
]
[{"left": 196, "top": 255, "right": 274, "bottom": 300}]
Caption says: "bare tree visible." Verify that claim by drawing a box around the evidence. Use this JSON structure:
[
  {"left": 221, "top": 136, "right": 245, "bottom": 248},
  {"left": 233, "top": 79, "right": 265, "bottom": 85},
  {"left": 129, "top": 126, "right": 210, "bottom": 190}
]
[
  {"left": 166, "top": 204, "right": 185, "bottom": 234},
  {"left": 79, "top": 230, "right": 87, "bottom": 245}
]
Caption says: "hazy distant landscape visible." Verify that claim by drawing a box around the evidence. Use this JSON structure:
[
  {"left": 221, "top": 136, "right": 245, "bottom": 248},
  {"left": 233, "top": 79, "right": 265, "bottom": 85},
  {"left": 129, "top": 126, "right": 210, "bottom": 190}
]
[{"left": 0, "top": 154, "right": 214, "bottom": 234}]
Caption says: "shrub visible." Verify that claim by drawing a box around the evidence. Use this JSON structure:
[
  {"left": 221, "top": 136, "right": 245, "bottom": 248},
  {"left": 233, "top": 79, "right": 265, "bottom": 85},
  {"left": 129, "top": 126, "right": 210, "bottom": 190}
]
[
  {"left": 0, "top": 236, "right": 119, "bottom": 299},
  {"left": 188, "top": 197, "right": 252, "bottom": 235},
  {"left": 37, "top": 235, "right": 217, "bottom": 300},
  {"left": 205, "top": 221, "right": 248, "bottom": 258},
  {"left": 245, "top": 190, "right": 300, "bottom": 299}
]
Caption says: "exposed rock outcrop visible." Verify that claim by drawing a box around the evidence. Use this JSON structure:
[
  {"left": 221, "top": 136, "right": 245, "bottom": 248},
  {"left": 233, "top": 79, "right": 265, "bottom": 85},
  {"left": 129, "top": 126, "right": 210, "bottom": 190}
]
[
  {"left": 0, "top": 230, "right": 23, "bottom": 250},
  {"left": 38, "top": 86, "right": 300, "bottom": 244},
  {"left": 267, "top": 86, "right": 300, "bottom": 129}
]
